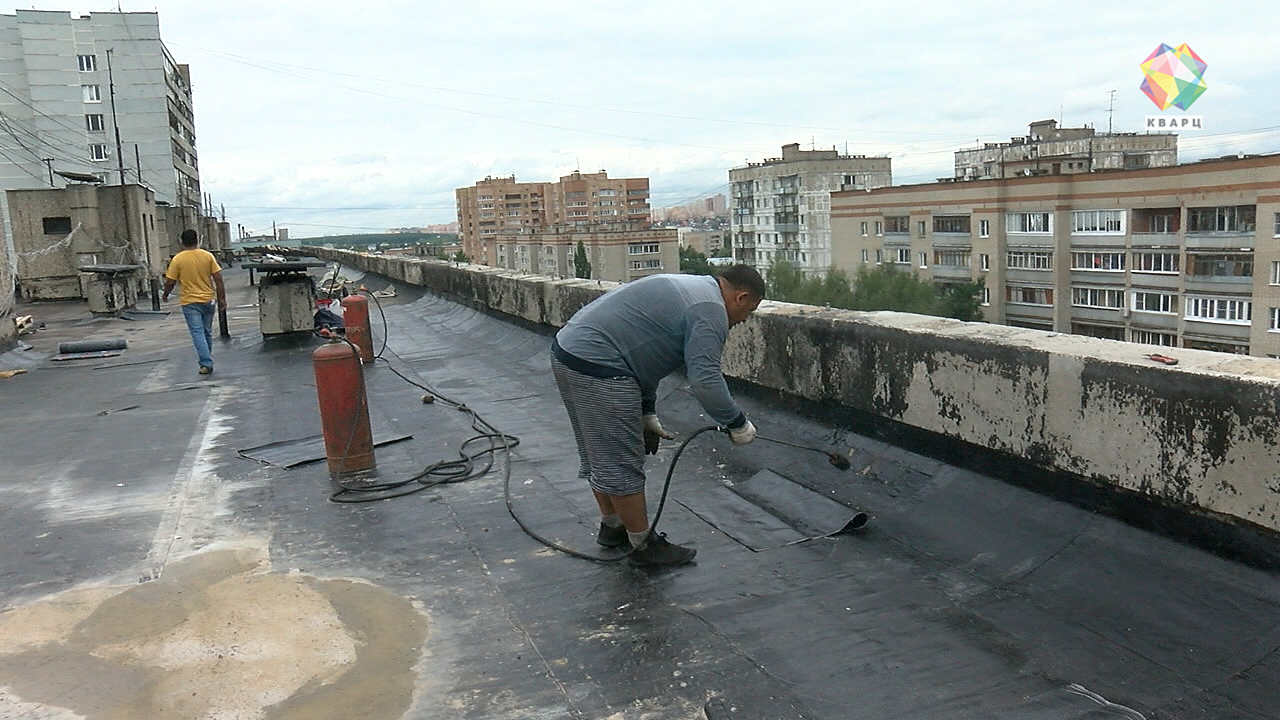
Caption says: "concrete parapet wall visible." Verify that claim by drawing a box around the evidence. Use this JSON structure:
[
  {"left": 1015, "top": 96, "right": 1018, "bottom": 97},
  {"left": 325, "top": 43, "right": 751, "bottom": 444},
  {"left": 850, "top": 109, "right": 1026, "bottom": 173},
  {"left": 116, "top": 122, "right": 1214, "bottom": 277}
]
[{"left": 311, "top": 248, "right": 1280, "bottom": 542}]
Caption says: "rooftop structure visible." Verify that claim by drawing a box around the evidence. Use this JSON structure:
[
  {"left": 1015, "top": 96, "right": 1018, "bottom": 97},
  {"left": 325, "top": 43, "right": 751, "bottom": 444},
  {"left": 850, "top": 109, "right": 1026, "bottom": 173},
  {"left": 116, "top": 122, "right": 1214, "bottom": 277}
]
[{"left": 3, "top": 252, "right": 1280, "bottom": 719}]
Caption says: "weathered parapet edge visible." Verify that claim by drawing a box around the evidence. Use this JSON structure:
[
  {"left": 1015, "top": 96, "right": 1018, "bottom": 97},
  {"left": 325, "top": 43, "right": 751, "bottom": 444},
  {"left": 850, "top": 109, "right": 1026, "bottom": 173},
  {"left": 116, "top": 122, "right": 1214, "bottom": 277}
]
[{"left": 312, "top": 249, "right": 1280, "bottom": 564}]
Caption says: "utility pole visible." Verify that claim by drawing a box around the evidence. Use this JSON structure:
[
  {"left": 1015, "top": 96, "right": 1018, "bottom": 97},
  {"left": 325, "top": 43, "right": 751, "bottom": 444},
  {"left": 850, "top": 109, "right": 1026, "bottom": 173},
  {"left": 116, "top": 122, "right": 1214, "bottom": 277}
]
[
  {"left": 106, "top": 49, "right": 148, "bottom": 306},
  {"left": 106, "top": 49, "right": 126, "bottom": 186},
  {"left": 42, "top": 158, "right": 54, "bottom": 187}
]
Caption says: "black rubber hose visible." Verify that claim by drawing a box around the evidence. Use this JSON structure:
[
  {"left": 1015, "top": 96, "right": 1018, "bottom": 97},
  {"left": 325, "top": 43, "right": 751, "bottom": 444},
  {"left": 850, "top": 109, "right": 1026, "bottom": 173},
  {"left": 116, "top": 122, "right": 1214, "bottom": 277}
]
[{"left": 505, "top": 425, "right": 722, "bottom": 562}]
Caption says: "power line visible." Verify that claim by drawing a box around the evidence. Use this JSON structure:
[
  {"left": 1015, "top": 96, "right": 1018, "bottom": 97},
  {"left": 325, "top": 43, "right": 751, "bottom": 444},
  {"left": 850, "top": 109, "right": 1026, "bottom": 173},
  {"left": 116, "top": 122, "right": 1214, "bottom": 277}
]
[{"left": 173, "top": 42, "right": 978, "bottom": 142}]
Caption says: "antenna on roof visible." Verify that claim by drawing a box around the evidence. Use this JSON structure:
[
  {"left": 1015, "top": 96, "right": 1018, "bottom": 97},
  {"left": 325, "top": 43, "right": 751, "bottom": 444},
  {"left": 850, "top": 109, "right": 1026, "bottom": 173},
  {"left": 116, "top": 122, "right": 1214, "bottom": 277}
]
[{"left": 1106, "top": 89, "right": 1117, "bottom": 133}]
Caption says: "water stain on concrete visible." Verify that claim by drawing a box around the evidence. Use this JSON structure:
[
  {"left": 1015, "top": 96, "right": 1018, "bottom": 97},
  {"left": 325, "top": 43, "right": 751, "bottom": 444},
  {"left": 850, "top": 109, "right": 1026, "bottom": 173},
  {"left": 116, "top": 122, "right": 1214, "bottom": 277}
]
[{"left": 0, "top": 547, "right": 428, "bottom": 720}]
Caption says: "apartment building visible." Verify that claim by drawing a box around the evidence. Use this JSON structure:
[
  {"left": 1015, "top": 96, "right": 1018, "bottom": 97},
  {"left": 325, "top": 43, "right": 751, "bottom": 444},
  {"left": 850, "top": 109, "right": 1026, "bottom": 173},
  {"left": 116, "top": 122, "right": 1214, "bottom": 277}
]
[
  {"left": 456, "top": 170, "right": 650, "bottom": 265},
  {"left": 492, "top": 223, "right": 677, "bottom": 284},
  {"left": 954, "top": 119, "right": 1177, "bottom": 180},
  {"left": 0, "top": 10, "right": 201, "bottom": 210},
  {"left": 730, "top": 143, "right": 891, "bottom": 275},
  {"left": 831, "top": 153, "right": 1280, "bottom": 357}
]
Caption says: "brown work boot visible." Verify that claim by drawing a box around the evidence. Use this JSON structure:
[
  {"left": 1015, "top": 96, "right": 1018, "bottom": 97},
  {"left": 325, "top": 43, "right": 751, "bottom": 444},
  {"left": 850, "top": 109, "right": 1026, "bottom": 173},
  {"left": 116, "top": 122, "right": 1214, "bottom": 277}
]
[{"left": 628, "top": 533, "right": 696, "bottom": 567}]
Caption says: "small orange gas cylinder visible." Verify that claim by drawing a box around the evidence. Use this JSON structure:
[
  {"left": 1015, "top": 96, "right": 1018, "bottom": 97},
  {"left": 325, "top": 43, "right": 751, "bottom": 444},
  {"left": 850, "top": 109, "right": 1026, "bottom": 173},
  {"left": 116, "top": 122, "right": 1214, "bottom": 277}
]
[
  {"left": 312, "top": 338, "right": 375, "bottom": 473},
  {"left": 341, "top": 293, "right": 374, "bottom": 363}
]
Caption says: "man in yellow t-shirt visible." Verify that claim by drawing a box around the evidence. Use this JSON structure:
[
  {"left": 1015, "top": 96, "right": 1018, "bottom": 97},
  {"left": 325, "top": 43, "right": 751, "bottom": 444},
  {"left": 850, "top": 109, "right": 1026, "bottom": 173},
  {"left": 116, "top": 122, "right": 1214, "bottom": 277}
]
[{"left": 162, "top": 229, "right": 227, "bottom": 375}]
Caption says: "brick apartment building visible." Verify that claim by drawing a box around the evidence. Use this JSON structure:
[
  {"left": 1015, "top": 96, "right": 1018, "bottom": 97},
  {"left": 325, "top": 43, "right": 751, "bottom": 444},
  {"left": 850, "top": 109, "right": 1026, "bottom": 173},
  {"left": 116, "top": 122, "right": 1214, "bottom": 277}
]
[
  {"left": 831, "top": 153, "right": 1280, "bottom": 357},
  {"left": 456, "top": 170, "right": 650, "bottom": 266}
]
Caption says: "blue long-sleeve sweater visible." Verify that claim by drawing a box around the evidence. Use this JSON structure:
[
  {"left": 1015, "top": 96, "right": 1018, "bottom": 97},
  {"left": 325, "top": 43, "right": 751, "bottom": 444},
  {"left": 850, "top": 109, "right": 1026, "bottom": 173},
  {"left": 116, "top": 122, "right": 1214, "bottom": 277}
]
[{"left": 553, "top": 273, "right": 746, "bottom": 429}]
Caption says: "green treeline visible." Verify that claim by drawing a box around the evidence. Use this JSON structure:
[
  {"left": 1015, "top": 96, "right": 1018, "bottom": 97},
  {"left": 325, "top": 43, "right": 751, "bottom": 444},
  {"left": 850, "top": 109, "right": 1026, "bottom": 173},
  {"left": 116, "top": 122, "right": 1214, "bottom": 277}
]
[{"left": 765, "top": 260, "right": 985, "bottom": 322}]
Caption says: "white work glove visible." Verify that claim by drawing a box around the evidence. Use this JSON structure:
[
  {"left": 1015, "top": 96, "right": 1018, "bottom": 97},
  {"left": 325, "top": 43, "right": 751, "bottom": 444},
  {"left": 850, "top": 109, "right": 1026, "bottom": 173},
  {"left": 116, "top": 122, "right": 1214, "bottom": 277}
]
[
  {"left": 642, "top": 414, "right": 674, "bottom": 455},
  {"left": 728, "top": 419, "right": 757, "bottom": 445}
]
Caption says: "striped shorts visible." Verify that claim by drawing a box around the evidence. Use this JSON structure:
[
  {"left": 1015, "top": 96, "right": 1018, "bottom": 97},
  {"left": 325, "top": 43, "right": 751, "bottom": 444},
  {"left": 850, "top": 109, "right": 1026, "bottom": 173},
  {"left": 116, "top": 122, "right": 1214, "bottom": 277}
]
[{"left": 551, "top": 354, "right": 646, "bottom": 497}]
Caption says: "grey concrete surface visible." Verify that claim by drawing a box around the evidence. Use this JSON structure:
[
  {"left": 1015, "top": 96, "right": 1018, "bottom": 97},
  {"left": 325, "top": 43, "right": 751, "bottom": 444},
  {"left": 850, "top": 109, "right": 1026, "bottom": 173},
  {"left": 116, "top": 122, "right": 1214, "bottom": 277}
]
[{"left": 1, "top": 263, "right": 1278, "bottom": 719}]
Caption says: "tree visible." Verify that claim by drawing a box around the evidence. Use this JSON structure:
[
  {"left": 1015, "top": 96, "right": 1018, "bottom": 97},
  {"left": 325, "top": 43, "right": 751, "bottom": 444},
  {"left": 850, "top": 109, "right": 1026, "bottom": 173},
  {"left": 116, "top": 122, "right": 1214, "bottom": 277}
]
[
  {"left": 573, "top": 240, "right": 591, "bottom": 279},
  {"left": 938, "top": 278, "right": 985, "bottom": 321},
  {"left": 452, "top": 250, "right": 469, "bottom": 263},
  {"left": 679, "top": 245, "right": 712, "bottom": 275},
  {"left": 849, "top": 265, "right": 939, "bottom": 314}
]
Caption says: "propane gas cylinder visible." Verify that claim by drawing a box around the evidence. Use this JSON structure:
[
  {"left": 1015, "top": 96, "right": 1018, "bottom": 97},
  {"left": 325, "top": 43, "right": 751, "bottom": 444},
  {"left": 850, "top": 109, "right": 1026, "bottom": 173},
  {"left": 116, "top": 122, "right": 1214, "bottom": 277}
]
[{"left": 312, "top": 339, "right": 375, "bottom": 473}]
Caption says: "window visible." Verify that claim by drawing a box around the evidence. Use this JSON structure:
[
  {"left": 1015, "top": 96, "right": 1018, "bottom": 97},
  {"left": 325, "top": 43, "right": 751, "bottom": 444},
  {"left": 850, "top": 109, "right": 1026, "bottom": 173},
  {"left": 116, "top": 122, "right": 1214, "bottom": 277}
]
[
  {"left": 1008, "top": 251, "right": 1053, "bottom": 270},
  {"left": 42, "top": 216, "right": 72, "bottom": 234},
  {"left": 1007, "top": 285, "right": 1053, "bottom": 305},
  {"left": 630, "top": 259, "right": 662, "bottom": 270},
  {"left": 1071, "top": 251, "right": 1125, "bottom": 271},
  {"left": 628, "top": 243, "right": 660, "bottom": 254},
  {"left": 597, "top": 189, "right": 616, "bottom": 196},
  {"left": 82, "top": 84, "right": 101, "bottom": 103},
  {"left": 1185, "top": 296, "right": 1252, "bottom": 324},
  {"left": 598, "top": 200, "right": 615, "bottom": 206},
  {"left": 933, "top": 216, "right": 970, "bottom": 233},
  {"left": 875, "top": 221, "right": 884, "bottom": 236},
  {"left": 1188, "top": 205, "right": 1257, "bottom": 233},
  {"left": 77, "top": 54, "right": 96, "bottom": 72},
  {"left": 918, "top": 252, "right": 928, "bottom": 268},
  {"left": 860, "top": 222, "right": 868, "bottom": 237},
  {"left": 568, "top": 210, "right": 588, "bottom": 217},
  {"left": 1187, "top": 253, "right": 1253, "bottom": 278},
  {"left": 981, "top": 287, "right": 990, "bottom": 306},
  {"left": 860, "top": 249, "right": 868, "bottom": 263},
  {"left": 980, "top": 254, "right": 990, "bottom": 271},
  {"left": 933, "top": 250, "right": 970, "bottom": 267},
  {"left": 1132, "top": 329, "right": 1177, "bottom": 346},
  {"left": 1273, "top": 261, "right": 1280, "bottom": 285},
  {"left": 1072, "top": 209, "right": 1125, "bottom": 234},
  {"left": 599, "top": 209, "right": 618, "bottom": 216},
  {"left": 1072, "top": 287, "right": 1125, "bottom": 309},
  {"left": 1006, "top": 212, "right": 1052, "bottom": 233},
  {"left": 979, "top": 219, "right": 990, "bottom": 238},
  {"left": 1132, "top": 291, "right": 1177, "bottom": 314},
  {"left": 875, "top": 249, "right": 883, "bottom": 264},
  {"left": 1133, "top": 252, "right": 1179, "bottom": 273},
  {"left": 1274, "top": 212, "right": 1280, "bottom": 237},
  {"left": 85, "top": 114, "right": 105, "bottom": 132},
  {"left": 1272, "top": 307, "right": 1280, "bottom": 332},
  {"left": 506, "top": 210, "right": 521, "bottom": 217},
  {"left": 89, "top": 143, "right": 109, "bottom": 161},
  {"left": 917, "top": 221, "right": 927, "bottom": 238},
  {"left": 895, "top": 248, "right": 911, "bottom": 264},
  {"left": 885, "top": 216, "right": 909, "bottom": 234}
]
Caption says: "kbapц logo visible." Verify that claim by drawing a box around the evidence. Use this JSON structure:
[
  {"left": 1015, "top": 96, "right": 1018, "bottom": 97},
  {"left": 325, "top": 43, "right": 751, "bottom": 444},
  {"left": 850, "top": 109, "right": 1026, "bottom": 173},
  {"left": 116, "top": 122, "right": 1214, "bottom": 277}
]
[{"left": 1140, "top": 43, "right": 1207, "bottom": 111}]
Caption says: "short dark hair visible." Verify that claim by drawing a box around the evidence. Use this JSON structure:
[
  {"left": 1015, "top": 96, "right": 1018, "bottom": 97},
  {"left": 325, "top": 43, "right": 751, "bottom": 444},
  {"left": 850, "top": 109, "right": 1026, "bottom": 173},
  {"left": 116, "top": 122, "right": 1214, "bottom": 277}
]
[
  {"left": 718, "top": 264, "right": 765, "bottom": 298},
  {"left": 180, "top": 229, "right": 198, "bottom": 246}
]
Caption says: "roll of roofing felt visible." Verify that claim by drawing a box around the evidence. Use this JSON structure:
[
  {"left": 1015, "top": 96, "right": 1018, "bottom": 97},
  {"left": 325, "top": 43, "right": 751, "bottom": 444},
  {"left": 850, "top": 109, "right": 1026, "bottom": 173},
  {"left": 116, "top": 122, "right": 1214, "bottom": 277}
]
[{"left": 58, "top": 338, "right": 127, "bottom": 353}]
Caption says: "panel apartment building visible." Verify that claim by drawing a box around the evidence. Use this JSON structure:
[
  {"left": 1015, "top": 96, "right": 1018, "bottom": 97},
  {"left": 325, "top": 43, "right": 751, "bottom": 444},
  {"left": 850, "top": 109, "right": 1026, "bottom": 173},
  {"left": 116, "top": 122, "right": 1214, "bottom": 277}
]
[
  {"left": 830, "top": 153, "right": 1280, "bottom": 357},
  {"left": 0, "top": 11, "right": 201, "bottom": 210},
  {"left": 954, "top": 119, "right": 1178, "bottom": 180},
  {"left": 456, "top": 170, "right": 651, "bottom": 266},
  {"left": 730, "top": 143, "right": 891, "bottom": 275}
]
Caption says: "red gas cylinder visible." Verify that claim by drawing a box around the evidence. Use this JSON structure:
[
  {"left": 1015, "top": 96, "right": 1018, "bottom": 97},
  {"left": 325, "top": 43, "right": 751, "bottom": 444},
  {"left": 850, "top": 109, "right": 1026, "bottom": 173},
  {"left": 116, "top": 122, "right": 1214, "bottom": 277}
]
[
  {"left": 341, "top": 294, "right": 374, "bottom": 363},
  {"left": 312, "top": 339, "right": 375, "bottom": 473}
]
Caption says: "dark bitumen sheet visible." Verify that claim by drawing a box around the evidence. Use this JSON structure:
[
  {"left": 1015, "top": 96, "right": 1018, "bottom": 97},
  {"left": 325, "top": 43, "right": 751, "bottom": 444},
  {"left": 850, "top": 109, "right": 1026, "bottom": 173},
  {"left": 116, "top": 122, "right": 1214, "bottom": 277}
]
[
  {"left": 677, "top": 468, "right": 867, "bottom": 551},
  {"left": 3, "top": 269, "right": 1279, "bottom": 720},
  {"left": 237, "top": 432, "right": 413, "bottom": 467}
]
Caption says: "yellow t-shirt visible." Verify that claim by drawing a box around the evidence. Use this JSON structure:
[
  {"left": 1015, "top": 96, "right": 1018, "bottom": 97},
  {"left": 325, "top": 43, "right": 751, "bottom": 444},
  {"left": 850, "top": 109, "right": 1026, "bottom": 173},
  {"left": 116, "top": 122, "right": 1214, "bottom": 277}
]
[{"left": 164, "top": 249, "right": 222, "bottom": 305}]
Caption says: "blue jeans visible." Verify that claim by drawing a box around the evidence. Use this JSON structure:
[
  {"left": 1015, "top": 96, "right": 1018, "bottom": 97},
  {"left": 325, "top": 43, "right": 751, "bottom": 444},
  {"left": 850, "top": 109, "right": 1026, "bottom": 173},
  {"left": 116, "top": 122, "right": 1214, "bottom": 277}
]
[{"left": 181, "top": 302, "right": 216, "bottom": 369}]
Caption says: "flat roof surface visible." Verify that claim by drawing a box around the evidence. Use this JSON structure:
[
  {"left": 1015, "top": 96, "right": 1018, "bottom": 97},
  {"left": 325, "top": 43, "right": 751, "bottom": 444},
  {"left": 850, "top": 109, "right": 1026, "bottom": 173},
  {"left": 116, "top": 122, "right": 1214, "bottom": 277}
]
[{"left": 1, "top": 262, "right": 1278, "bottom": 720}]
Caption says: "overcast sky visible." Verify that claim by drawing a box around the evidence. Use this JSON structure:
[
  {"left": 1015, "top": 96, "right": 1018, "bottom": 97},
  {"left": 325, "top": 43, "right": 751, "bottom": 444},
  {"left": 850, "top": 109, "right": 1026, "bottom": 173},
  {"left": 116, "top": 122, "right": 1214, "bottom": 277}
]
[{"left": 18, "top": 1, "right": 1280, "bottom": 237}]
